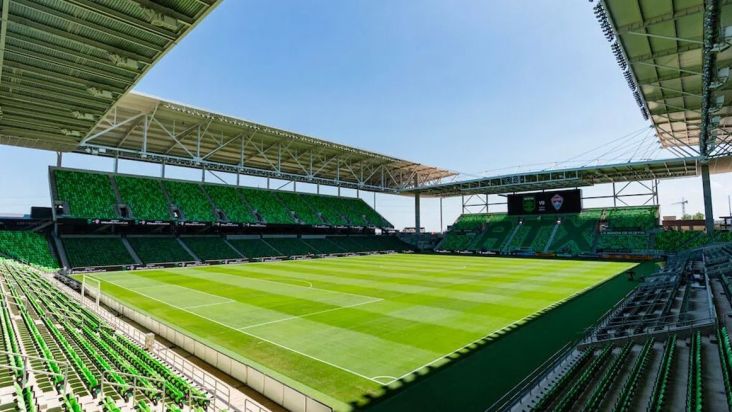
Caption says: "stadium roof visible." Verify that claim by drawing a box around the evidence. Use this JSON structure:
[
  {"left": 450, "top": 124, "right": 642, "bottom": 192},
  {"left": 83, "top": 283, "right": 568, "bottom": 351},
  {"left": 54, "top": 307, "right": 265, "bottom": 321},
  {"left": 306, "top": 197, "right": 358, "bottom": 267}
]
[
  {"left": 76, "top": 92, "right": 455, "bottom": 193},
  {"left": 0, "top": 0, "right": 220, "bottom": 151},
  {"left": 404, "top": 156, "right": 732, "bottom": 197},
  {"left": 597, "top": 0, "right": 732, "bottom": 157}
]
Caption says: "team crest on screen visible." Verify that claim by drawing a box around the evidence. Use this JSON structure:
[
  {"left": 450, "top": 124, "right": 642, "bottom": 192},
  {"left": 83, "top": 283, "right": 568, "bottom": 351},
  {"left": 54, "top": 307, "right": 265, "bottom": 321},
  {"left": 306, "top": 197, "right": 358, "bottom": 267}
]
[
  {"left": 551, "top": 194, "right": 564, "bottom": 211},
  {"left": 522, "top": 197, "right": 535, "bottom": 213}
]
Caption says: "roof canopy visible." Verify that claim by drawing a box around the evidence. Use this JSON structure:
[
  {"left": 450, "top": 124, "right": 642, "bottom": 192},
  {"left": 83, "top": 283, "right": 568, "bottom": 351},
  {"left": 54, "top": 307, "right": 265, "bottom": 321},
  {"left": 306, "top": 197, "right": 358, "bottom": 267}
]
[
  {"left": 404, "top": 156, "right": 732, "bottom": 197},
  {"left": 0, "top": 0, "right": 220, "bottom": 151},
  {"left": 78, "top": 93, "right": 455, "bottom": 193},
  {"left": 599, "top": 0, "right": 732, "bottom": 158}
]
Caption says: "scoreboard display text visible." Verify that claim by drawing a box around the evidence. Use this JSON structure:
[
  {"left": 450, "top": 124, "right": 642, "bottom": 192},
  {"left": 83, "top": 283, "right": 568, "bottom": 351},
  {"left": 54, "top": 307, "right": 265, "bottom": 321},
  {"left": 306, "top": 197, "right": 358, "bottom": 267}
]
[{"left": 507, "top": 189, "right": 582, "bottom": 215}]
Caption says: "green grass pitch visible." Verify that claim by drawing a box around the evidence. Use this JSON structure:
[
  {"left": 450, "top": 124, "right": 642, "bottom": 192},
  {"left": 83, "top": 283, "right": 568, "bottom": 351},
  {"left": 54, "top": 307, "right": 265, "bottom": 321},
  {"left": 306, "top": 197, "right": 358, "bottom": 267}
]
[{"left": 79, "top": 254, "right": 635, "bottom": 410}]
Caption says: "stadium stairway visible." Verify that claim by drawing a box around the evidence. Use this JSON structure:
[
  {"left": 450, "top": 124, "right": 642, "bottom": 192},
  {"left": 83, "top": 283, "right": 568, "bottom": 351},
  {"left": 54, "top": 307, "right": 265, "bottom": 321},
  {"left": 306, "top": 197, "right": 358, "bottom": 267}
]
[{"left": 120, "top": 238, "right": 143, "bottom": 265}]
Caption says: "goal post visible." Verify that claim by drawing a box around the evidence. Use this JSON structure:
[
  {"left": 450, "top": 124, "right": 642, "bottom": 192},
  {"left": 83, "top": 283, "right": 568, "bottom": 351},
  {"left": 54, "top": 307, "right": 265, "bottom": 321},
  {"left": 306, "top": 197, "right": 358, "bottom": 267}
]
[{"left": 81, "top": 275, "right": 101, "bottom": 309}]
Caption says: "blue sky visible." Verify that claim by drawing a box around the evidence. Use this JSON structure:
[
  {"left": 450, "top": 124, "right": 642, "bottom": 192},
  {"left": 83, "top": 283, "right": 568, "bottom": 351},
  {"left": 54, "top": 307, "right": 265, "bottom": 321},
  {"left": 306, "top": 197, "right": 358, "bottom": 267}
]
[{"left": 0, "top": 1, "right": 730, "bottom": 230}]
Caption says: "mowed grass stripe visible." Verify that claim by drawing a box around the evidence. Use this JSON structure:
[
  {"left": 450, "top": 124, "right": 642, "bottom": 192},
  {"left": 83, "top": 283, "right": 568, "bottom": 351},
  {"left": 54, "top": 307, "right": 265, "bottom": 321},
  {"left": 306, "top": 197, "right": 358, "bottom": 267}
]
[{"left": 87, "top": 254, "right": 634, "bottom": 410}]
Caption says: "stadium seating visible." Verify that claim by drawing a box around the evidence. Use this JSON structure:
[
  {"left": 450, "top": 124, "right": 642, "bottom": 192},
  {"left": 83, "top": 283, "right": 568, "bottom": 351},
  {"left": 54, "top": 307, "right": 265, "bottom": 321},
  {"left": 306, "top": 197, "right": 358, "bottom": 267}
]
[
  {"left": 300, "top": 194, "right": 351, "bottom": 226},
  {"left": 327, "top": 235, "right": 411, "bottom": 253},
  {"left": 302, "top": 238, "right": 347, "bottom": 254},
  {"left": 62, "top": 237, "right": 134, "bottom": 268},
  {"left": 115, "top": 175, "right": 170, "bottom": 221},
  {"left": 204, "top": 185, "right": 260, "bottom": 224},
  {"left": 451, "top": 213, "right": 491, "bottom": 231},
  {"left": 504, "top": 216, "right": 556, "bottom": 252},
  {"left": 604, "top": 206, "right": 658, "bottom": 231},
  {"left": 0, "top": 231, "right": 57, "bottom": 268},
  {"left": 239, "top": 188, "right": 295, "bottom": 224},
  {"left": 274, "top": 191, "right": 323, "bottom": 225},
  {"left": 181, "top": 237, "right": 242, "bottom": 261},
  {"left": 127, "top": 237, "right": 194, "bottom": 264},
  {"left": 550, "top": 210, "right": 601, "bottom": 254},
  {"left": 263, "top": 238, "right": 318, "bottom": 256},
  {"left": 597, "top": 232, "right": 650, "bottom": 252},
  {"left": 163, "top": 181, "right": 216, "bottom": 222},
  {"left": 472, "top": 214, "right": 516, "bottom": 251},
  {"left": 54, "top": 169, "right": 118, "bottom": 219},
  {"left": 656, "top": 231, "right": 701, "bottom": 252},
  {"left": 0, "top": 260, "right": 209, "bottom": 410},
  {"left": 51, "top": 169, "right": 392, "bottom": 229},
  {"left": 341, "top": 197, "right": 392, "bottom": 227},
  {"left": 441, "top": 207, "right": 661, "bottom": 256},
  {"left": 438, "top": 232, "right": 475, "bottom": 251},
  {"left": 228, "top": 238, "right": 284, "bottom": 258}
]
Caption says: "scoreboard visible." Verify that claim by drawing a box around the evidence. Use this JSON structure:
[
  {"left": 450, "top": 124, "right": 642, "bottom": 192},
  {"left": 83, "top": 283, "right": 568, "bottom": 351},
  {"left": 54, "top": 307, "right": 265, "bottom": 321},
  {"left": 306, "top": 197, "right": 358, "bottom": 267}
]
[{"left": 507, "top": 189, "right": 582, "bottom": 215}]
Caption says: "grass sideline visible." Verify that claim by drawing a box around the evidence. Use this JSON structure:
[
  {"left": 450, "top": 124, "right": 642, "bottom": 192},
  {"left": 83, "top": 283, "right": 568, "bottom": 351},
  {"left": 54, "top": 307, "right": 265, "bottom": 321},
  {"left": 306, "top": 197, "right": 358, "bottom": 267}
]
[{"left": 76, "top": 254, "right": 636, "bottom": 410}]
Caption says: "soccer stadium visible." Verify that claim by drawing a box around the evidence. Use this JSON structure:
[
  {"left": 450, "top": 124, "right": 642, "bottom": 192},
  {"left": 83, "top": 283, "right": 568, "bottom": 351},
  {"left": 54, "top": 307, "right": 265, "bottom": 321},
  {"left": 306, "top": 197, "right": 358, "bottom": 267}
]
[{"left": 1, "top": 1, "right": 732, "bottom": 412}]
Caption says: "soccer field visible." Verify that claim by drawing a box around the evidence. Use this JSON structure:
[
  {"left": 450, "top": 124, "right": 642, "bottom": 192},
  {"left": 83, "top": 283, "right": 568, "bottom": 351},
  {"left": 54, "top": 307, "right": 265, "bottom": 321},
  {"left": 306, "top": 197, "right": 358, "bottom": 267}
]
[{"left": 81, "top": 254, "right": 635, "bottom": 410}]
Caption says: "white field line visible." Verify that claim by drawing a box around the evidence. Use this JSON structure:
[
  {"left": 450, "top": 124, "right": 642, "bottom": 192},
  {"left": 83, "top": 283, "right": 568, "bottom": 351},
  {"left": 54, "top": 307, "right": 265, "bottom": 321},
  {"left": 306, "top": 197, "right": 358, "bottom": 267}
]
[
  {"left": 92, "top": 276, "right": 386, "bottom": 385},
  {"left": 380, "top": 274, "right": 622, "bottom": 385},
  {"left": 238, "top": 297, "right": 383, "bottom": 330},
  {"left": 130, "top": 282, "right": 236, "bottom": 303},
  {"left": 184, "top": 300, "right": 235, "bottom": 310},
  {"left": 187, "top": 267, "right": 378, "bottom": 301}
]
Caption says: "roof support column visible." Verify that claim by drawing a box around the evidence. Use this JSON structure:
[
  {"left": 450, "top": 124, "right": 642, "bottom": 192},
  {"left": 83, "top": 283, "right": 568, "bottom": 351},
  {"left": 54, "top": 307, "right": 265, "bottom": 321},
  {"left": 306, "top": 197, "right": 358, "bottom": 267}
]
[
  {"left": 114, "top": 155, "right": 119, "bottom": 173},
  {"left": 439, "top": 196, "right": 443, "bottom": 233},
  {"left": 701, "top": 163, "right": 715, "bottom": 234},
  {"left": 161, "top": 161, "right": 165, "bottom": 178},
  {"left": 56, "top": 152, "right": 62, "bottom": 167},
  {"left": 699, "top": 0, "right": 719, "bottom": 236},
  {"left": 414, "top": 191, "right": 421, "bottom": 236}
]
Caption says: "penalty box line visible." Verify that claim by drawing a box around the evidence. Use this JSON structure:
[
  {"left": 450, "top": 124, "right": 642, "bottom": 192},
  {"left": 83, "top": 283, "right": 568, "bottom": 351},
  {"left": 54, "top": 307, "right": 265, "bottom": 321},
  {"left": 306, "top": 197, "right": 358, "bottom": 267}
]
[
  {"left": 237, "top": 297, "right": 383, "bottom": 330},
  {"left": 93, "top": 276, "right": 388, "bottom": 385}
]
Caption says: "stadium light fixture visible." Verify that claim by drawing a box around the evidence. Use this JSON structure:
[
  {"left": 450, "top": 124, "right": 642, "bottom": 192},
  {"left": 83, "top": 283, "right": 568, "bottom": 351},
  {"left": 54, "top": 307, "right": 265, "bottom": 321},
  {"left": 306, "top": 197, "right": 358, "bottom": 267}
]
[
  {"left": 60, "top": 129, "right": 81, "bottom": 138},
  {"left": 109, "top": 54, "right": 141, "bottom": 71},
  {"left": 71, "top": 111, "right": 96, "bottom": 121},
  {"left": 711, "top": 26, "right": 732, "bottom": 52},
  {"left": 710, "top": 67, "right": 730, "bottom": 89},
  {"left": 611, "top": 42, "right": 627, "bottom": 71},
  {"left": 141, "top": 7, "right": 180, "bottom": 31},
  {"left": 623, "top": 70, "right": 637, "bottom": 91},
  {"left": 86, "top": 87, "right": 114, "bottom": 99}
]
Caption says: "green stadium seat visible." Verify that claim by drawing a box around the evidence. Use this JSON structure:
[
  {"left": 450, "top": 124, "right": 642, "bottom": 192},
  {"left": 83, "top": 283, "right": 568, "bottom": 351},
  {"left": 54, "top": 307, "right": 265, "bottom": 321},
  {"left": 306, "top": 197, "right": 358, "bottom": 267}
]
[
  {"left": 62, "top": 237, "right": 134, "bottom": 268},
  {"left": 115, "top": 176, "right": 171, "bottom": 221},
  {"left": 451, "top": 214, "right": 491, "bottom": 231},
  {"left": 163, "top": 181, "right": 216, "bottom": 222},
  {"left": 298, "top": 193, "right": 351, "bottom": 226},
  {"left": 605, "top": 206, "right": 658, "bottom": 231},
  {"left": 181, "top": 237, "right": 242, "bottom": 261},
  {"left": 274, "top": 192, "right": 323, "bottom": 225},
  {"left": 0, "top": 231, "right": 58, "bottom": 268},
  {"left": 263, "top": 238, "right": 317, "bottom": 256},
  {"left": 204, "top": 185, "right": 260, "bottom": 224},
  {"left": 127, "top": 237, "right": 194, "bottom": 264},
  {"left": 54, "top": 170, "right": 118, "bottom": 219},
  {"left": 0, "top": 260, "right": 210, "bottom": 409},
  {"left": 239, "top": 188, "right": 295, "bottom": 224},
  {"left": 204, "top": 184, "right": 260, "bottom": 224},
  {"left": 228, "top": 238, "right": 283, "bottom": 258},
  {"left": 302, "top": 238, "right": 347, "bottom": 254}
]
